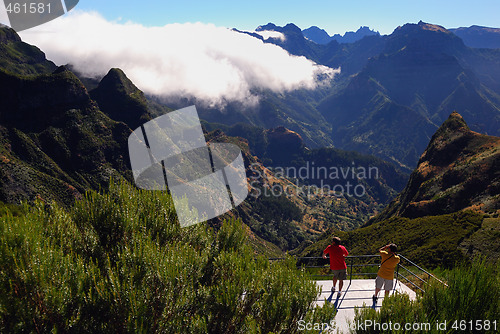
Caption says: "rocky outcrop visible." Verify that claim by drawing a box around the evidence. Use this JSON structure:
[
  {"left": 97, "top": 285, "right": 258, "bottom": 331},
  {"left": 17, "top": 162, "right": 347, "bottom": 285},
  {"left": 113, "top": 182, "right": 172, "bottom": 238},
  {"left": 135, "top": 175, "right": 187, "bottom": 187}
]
[
  {"left": 90, "top": 68, "right": 152, "bottom": 129},
  {"left": 265, "top": 126, "right": 304, "bottom": 165},
  {"left": 369, "top": 112, "right": 500, "bottom": 223}
]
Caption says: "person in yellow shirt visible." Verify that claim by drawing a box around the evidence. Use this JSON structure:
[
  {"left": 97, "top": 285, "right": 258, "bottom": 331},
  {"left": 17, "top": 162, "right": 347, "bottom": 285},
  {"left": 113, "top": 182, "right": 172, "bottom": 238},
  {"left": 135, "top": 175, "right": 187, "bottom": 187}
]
[{"left": 373, "top": 243, "right": 400, "bottom": 304}]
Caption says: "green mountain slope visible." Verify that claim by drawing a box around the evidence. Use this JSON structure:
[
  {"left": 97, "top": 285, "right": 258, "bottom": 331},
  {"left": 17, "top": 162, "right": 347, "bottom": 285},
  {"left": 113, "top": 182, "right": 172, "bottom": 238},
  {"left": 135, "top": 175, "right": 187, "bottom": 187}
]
[
  {"left": 0, "top": 27, "right": 56, "bottom": 76},
  {"left": 203, "top": 122, "right": 408, "bottom": 244},
  {"left": 295, "top": 211, "right": 486, "bottom": 268},
  {"left": 163, "top": 87, "right": 335, "bottom": 149},
  {"left": 0, "top": 27, "right": 137, "bottom": 206}
]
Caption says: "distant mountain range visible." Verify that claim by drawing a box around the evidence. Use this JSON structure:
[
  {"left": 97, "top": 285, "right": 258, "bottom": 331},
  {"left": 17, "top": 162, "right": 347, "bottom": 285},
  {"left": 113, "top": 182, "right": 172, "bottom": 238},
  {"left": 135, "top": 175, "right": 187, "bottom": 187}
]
[
  {"left": 257, "top": 21, "right": 500, "bottom": 169},
  {"left": 302, "top": 26, "right": 380, "bottom": 44},
  {"left": 1, "top": 19, "right": 500, "bottom": 256},
  {"left": 450, "top": 25, "right": 500, "bottom": 49},
  {"left": 153, "top": 21, "right": 500, "bottom": 171},
  {"left": 302, "top": 24, "right": 500, "bottom": 49}
]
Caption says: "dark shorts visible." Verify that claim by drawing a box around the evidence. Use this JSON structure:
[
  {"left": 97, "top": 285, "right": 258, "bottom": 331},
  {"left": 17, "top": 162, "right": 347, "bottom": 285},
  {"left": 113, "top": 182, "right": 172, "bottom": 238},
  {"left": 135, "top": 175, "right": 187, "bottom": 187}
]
[{"left": 332, "top": 269, "right": 347, "bottom": 280}]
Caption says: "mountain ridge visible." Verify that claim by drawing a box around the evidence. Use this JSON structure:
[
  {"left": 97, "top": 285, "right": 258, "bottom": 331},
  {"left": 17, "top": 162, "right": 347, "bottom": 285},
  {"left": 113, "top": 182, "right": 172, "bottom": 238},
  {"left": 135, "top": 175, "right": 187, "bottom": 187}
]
[
  {"left": 451, "top": 25, "right": 500, "bottom": 49},
  {"left": 303, "top": 25, "right": 380, "bottom": 44},
  {"left": 316, "top": 21, "right": 500, "bottom": 168}
]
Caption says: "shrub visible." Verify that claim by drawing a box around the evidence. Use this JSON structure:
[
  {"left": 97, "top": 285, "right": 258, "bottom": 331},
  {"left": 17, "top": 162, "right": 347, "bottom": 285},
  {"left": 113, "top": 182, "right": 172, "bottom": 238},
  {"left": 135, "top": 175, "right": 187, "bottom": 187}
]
[
  {"left": 352, "top": 260, "right": 500, "bottom": 333},
  {"left": 0, "top": 180, "right": 335, "bottom": 333}
]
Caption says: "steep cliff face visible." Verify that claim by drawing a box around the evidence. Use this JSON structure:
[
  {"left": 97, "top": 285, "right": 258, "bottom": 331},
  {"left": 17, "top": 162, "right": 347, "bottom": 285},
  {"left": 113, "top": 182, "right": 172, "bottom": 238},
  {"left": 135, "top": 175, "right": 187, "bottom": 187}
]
[
  {"left": 0, "top": 66, "right": 92, "bottom": 131},
  {"left": 0, "top": 66, "right": 132, "bottom": 206},
  {"left": 370, "top": 112, "right": 500, "bottom": 223}
]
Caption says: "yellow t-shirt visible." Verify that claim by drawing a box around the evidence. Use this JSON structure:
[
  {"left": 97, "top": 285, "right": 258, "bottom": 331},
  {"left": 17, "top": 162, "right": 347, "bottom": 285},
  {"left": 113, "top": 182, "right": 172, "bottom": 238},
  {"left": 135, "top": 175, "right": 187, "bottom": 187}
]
[{"left": 377, "top": 250, "right": 400, "bottom": 280}]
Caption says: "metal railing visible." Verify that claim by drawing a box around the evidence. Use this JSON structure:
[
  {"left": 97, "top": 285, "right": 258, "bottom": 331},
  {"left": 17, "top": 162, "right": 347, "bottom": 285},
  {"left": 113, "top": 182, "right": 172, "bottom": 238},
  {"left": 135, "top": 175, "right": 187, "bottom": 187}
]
[
  {"left": 270, "top": 254, "right": 449, "bottom": 320},
  {"left": 396, "top": 254, "right": 448, "bottom": 293},
  {"left": 271, "top": 254, "right": 447, "bottom": 294}
]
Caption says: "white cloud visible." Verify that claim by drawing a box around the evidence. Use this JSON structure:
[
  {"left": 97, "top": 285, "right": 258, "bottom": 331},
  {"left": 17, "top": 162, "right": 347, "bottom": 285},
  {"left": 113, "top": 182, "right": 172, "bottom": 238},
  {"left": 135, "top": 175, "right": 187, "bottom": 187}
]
[
  {"left": 19, "top": 11, "right": 339, "bottom": 106},
  {"left": 254, "top": 30, "right": 286, "bottom": 41}
]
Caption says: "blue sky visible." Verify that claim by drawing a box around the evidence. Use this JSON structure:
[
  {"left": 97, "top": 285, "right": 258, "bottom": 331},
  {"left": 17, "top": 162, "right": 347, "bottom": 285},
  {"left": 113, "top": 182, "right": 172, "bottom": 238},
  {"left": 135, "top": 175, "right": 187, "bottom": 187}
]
[{"left": 74, "top": 0, "right": 499, "bottom": 35}]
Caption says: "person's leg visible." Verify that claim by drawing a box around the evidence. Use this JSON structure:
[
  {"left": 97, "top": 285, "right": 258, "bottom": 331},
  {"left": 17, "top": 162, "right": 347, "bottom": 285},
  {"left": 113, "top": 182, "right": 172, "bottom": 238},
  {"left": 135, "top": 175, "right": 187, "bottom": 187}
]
[
  {"left": 375, "top": 276, "right": 384, "bottom": 297},
  {"left": 331, "top": 272, "right": 338, "bottom": 292},
  {"left": 338, "top": 279, "right": 344, "bottom": 292},
  {"left": 374, "top": 276, "right": 383, "bottom": 303},
  {"left": 384, "top": 279, "right": 394, "bottom": 297}
]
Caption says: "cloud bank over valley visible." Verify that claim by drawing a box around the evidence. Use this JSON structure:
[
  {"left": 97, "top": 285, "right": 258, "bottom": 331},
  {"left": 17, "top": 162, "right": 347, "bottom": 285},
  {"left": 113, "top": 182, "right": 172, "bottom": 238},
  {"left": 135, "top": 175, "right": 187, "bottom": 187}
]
[{"left": 19, "top": 11, "right": 339, "bottom": 106}]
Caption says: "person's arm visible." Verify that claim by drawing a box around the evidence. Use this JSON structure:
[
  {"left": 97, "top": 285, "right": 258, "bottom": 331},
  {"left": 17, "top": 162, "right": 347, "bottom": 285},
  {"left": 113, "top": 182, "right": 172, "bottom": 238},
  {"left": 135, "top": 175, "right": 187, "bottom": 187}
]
[
  {"left": 343, "top": 246, "right": 349, "bottom": 257},
  {"left": 379, "top": 245, "right": 390, "bottom": 253},
  {"left": 322, "top": 246, "right": 329, "bottom": 259}
]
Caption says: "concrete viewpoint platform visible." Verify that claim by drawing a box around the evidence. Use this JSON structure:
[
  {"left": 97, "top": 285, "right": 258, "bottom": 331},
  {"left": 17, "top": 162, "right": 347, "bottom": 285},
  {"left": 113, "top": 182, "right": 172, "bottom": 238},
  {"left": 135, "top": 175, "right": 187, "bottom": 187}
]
[{"left": 314, "top": 279, "right": 417, "bottom": 333}]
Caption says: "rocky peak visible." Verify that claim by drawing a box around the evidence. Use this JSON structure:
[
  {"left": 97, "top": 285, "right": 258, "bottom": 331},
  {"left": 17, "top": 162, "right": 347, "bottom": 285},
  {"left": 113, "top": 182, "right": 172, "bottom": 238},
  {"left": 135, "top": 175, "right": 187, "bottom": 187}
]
[
  {"left": 282, "top": 23, "right": 302, "bottom": 35},
  {"left": 265, "top": 127, "right": 304, "bottom": 164},
  {"left": 256, "top": 23, "right": 302, "bottom": 36},
  {"left": 90, "top": 68, "right": 151, "bottom": 129},
  {"left": 387, "top": 21, "right": 465, "bottom": 54},
  {"left": 302, "top": 26, "right": 331, "bottom": 44},
  {"left": 417, "top": 20, "right": 449, "bottom": 33},
  {"left": 96, "top": 68, "right": 139, "bottom": 95},
  {"left": 369, "top": 112, "right": 500, "bottom": 222},
  {"left": 428, "top": 111, "right": 470, "bottom": 143},
  {"left": 256, "top": 23, "right": 278, "bottom": 32},
  {"left": 418, "top": 112, "right": 472, "bottom": 169}
]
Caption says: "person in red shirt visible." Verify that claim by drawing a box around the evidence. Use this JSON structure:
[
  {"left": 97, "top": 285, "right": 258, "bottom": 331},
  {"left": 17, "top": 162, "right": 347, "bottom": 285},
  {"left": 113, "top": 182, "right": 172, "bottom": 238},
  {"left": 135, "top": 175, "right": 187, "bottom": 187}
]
[{"left": 322, "top": 237, "right": 349, "bottom": 295}]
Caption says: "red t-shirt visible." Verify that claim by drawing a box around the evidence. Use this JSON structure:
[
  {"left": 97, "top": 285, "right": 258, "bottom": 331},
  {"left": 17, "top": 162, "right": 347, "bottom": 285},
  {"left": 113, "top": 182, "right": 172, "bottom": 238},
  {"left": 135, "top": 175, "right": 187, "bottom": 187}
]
[{"left": 323, "top": 244, "right": 349, "bottom": 270}]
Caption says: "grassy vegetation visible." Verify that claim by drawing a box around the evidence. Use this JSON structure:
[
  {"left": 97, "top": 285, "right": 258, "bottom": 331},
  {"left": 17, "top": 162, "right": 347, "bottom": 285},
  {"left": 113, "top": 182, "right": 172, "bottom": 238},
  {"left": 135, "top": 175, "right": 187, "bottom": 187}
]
[
  {"left": 352, "top": 260, "right": 500, "bottom": 333},
  {"left": 0, "top": 181, "right": 336, "bottom": 333},
  {"left": 0, "top": 201, "right": 24, "bottom": 217}
]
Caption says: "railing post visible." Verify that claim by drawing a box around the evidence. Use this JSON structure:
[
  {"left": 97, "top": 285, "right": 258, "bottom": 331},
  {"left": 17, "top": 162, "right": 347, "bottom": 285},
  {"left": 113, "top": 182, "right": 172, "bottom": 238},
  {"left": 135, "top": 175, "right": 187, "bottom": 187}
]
[{"left": 349, "top": 256, "right": 353, "bottom": 284}]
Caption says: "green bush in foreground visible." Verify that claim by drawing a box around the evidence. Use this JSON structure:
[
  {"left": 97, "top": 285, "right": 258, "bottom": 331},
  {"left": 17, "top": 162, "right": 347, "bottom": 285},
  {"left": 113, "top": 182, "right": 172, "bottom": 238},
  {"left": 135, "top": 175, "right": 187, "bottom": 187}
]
[
  {"left": 0, "top": 181, "right": 335, "bottom": 333},
  {"left": 352, "top": 260, "right": 500, "bottom": 333}
]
